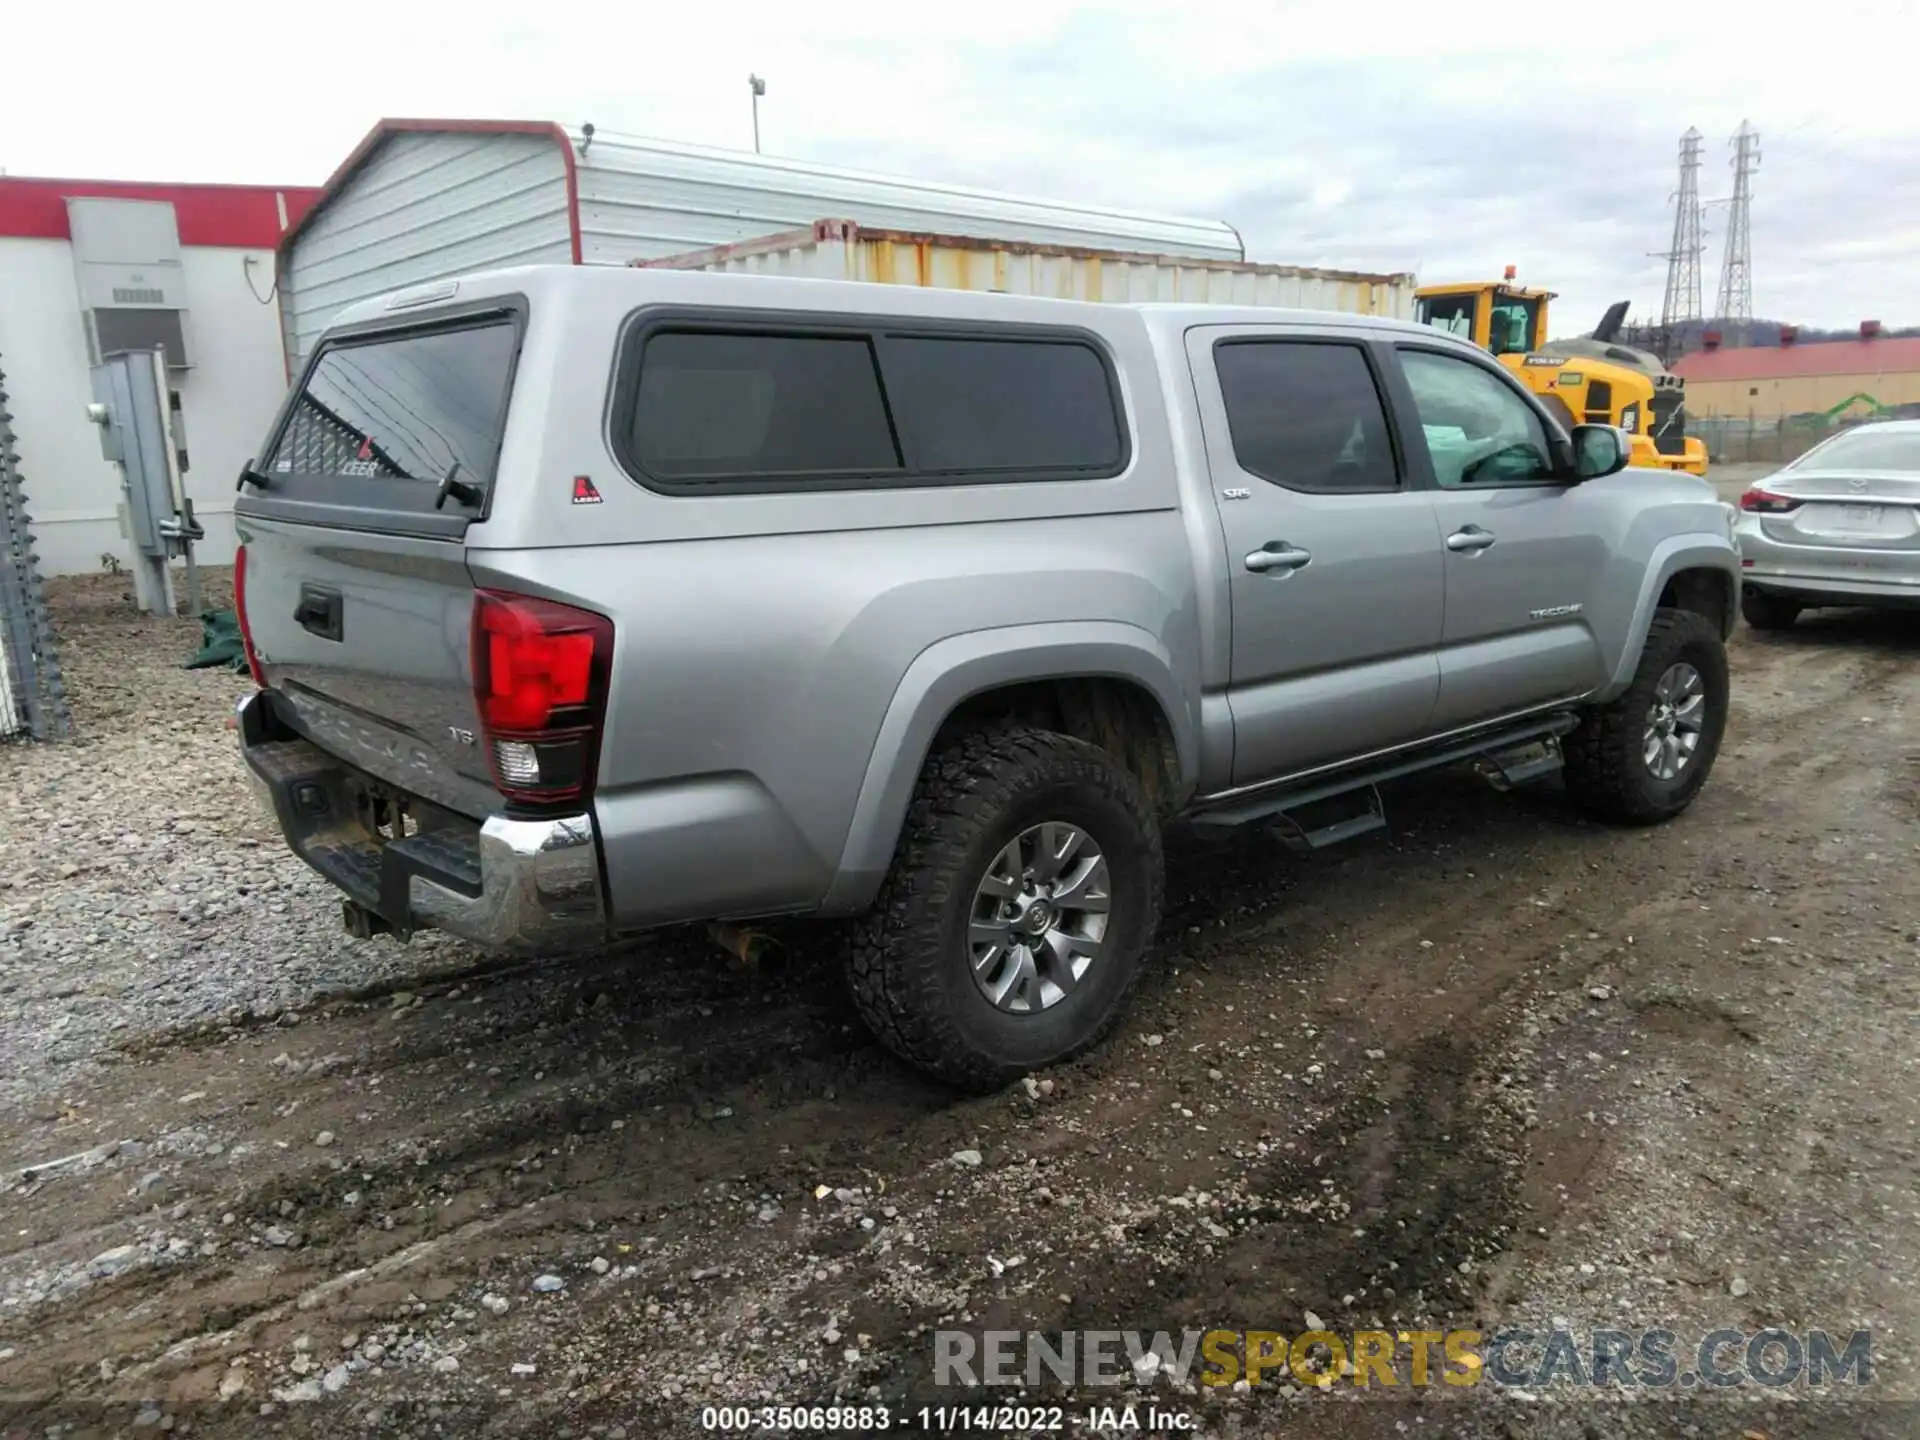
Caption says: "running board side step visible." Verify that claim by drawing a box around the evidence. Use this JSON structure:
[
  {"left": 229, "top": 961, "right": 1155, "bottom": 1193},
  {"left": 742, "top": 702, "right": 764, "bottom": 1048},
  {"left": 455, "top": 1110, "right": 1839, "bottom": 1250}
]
[
  {"left": 1258, "top": 784, "right": 1386, "bottom": 853},
  {"left": 1473, "top": 735, "right": 1566, "bottom": 791},
  {"left": 1189, "top": 712, "right": 1580, "bottom": 841}
]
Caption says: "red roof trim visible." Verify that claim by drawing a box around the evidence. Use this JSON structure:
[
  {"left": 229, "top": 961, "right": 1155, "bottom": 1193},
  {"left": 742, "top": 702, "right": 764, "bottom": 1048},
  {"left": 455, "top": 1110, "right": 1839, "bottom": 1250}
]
[
  {"left": 1673, "top": 337, "right": 1920, "bottom": 382},
  {"left": 0, "top": 177, "right": 319, "bottom": 249},
  {"left": 276, "top": 118, "right": 581, "bottom": 263}
]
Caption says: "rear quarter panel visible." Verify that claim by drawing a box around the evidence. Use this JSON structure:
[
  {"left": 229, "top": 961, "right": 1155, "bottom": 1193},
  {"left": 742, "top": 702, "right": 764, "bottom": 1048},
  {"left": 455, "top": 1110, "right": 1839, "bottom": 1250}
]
[{"left": 467, "top": 271, "right": 1204, "bottom": 929}]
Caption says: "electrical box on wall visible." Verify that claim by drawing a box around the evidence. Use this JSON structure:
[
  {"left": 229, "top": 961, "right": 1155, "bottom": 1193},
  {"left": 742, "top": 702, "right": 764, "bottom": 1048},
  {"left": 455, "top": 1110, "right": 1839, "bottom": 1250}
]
[{"left": 65, "top": 197, "right": 193, "bottom": 369}]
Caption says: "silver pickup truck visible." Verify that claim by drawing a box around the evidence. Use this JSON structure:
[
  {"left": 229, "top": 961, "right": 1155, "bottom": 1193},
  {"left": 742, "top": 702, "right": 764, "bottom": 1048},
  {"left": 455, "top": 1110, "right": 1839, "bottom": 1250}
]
[{"left": 233, "top": 265, "right": 1740, "bottom": 1089}]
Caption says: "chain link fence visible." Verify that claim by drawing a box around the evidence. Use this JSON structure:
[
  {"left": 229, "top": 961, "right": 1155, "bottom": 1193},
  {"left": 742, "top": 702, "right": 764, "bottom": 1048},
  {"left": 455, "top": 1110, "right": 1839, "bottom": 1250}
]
[
  {"left": 0, "top": 352, "right": 71, "bottom": 740},
  {"left": 1693, "top": 406, "right": 1920, "bottom": 466}
]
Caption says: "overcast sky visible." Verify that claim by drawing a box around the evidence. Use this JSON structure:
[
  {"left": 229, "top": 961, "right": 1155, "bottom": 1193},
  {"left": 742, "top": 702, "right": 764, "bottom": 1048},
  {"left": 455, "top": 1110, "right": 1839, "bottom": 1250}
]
[{"left": 5, "top": 0, "right": 1913, "bottom": 330}]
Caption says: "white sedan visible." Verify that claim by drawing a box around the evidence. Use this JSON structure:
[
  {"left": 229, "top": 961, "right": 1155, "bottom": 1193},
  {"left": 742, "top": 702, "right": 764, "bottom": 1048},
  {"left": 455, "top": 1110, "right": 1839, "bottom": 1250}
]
[{"left": 1735, "top": 420, "right": 1920, "bottom": 628}]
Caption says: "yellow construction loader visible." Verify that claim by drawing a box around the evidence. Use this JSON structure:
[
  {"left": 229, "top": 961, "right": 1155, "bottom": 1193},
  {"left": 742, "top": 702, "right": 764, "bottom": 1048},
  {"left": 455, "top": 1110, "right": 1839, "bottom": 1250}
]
[{"left": 1412, "top": 273, "right": 1709, "bottom": 475}]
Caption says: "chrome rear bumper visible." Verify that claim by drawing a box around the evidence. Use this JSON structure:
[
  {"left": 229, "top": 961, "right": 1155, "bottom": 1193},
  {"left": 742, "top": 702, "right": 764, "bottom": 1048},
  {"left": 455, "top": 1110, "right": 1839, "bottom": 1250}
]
[{"left": 236, "top": 691, "right": 607, "bottom": 953}]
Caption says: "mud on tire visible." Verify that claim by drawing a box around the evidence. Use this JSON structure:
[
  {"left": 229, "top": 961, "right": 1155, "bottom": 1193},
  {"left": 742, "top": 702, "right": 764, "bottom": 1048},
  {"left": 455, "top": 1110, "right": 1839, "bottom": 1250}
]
[
  {"left": 1563, "top": 607, "right": 1729, "bottom": 826},
  {"left": 845, "top": 725, "right": 1164, "bottom": 1092}
]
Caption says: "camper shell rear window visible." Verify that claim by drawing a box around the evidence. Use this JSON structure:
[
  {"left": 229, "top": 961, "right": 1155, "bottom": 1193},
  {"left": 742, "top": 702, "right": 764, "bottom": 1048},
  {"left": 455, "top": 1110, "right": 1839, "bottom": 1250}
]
[{"left": 249, "top": 300, "right": 525, "bottom": 535}]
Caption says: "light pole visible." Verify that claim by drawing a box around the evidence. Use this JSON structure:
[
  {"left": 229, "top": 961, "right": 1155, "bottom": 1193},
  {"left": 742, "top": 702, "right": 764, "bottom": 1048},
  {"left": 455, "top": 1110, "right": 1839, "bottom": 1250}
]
[{"left": 748, "top": 74, "right": 766, "bottom": 154}]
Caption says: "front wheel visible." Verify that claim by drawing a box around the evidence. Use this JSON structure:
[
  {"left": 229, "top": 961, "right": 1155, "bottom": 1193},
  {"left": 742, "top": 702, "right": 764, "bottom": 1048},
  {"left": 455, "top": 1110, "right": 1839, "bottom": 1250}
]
[
  {"left": 1563, "top": 608, "right": 1729, "bottom": 826},
  {"left": 845, "top": 725, "right": 1163, "bottom": 1091}
]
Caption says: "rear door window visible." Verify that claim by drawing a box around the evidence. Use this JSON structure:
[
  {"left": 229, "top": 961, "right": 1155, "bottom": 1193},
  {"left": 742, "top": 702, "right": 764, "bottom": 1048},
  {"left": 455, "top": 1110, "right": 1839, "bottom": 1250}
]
[
  {"left": 1213, "top": 340, "right": 1400, "bottom": 493},
  {"left": 267, "top": 317, "right": 520, "bottom": 503}
]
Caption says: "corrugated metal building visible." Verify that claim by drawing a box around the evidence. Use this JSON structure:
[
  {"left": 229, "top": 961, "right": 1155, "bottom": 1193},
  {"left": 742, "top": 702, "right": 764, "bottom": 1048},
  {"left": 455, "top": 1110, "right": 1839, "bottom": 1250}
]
[
  {"left": 277, "top": 118, "right": 1252, "bottom": 367},
  {"left": 1673, "top": 327, "right": 1920, "bottom": 418},
  {"left": 0, "top": 176, "right": 320, "bottom": 576}
]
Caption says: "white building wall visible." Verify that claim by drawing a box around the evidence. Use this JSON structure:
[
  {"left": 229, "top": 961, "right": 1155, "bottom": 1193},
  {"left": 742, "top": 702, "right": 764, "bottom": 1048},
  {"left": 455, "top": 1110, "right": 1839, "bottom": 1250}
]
[
  {"left": 283, "top": 132, "right": 573, "bottom": 367},
  {"left": 0, "top": 236, "right": 291, "bottom": 576}
]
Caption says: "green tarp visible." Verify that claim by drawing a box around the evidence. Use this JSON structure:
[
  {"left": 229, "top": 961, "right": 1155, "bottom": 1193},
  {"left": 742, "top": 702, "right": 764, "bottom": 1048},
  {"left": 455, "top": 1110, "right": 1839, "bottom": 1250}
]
[{"left": 184, "top": 609, "right": 248, "bottom": 672}]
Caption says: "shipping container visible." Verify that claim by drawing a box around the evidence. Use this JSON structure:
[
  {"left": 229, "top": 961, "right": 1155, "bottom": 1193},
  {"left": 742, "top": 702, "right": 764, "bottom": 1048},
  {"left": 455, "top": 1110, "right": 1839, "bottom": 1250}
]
[
  {"left": 277, "top": 119, "right": 1249, "bottom": 368},
  {"left": 635, "top": 219, "right": 1416, "bottom": 319}
]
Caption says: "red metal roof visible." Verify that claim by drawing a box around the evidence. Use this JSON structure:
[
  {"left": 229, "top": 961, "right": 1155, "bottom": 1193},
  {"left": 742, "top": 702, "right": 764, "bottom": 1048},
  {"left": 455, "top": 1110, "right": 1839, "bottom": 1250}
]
[
  {"left": 1673, "top": 337, "right": 1920, "bottom": 382},
  {"left": 0, "top": 177, "right": 320, "bottom": 249}
]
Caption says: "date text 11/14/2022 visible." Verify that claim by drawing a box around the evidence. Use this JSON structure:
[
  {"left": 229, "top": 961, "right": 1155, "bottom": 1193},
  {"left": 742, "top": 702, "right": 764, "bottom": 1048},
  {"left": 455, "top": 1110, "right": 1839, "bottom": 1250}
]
[{"left": 699, "top": 1402, "right": 1197, "bottom": 1431}]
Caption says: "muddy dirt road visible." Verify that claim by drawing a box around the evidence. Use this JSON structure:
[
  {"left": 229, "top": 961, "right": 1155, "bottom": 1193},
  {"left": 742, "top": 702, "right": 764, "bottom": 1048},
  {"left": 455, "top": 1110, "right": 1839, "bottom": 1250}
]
[{"left": 2, "top": 570, "right": 1915, "bottom": 1440}]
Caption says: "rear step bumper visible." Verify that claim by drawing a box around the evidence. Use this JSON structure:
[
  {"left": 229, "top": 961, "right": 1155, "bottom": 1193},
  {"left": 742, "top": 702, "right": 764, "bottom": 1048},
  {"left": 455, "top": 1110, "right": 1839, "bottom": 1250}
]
[{"left": 235, "top": 692, "right": 607, "bottom": 953}]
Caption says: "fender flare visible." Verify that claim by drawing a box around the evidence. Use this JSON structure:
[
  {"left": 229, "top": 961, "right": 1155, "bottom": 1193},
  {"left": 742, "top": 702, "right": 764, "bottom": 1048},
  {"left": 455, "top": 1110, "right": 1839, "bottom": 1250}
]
[
  {"left": 817, "top": 621, "right": 1198, "bottom": 915},
  {"left": 1596, "top": 533, "right": 1740, "bottom": 702}
]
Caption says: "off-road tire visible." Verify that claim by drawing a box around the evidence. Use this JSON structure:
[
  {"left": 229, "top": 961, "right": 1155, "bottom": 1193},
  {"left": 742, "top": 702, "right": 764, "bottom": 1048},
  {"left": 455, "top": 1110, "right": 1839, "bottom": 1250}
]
[
  {"left": 1741, "top": 589, "right": 1802, "bottom": 631},
  {"left": 1563, "top": 607, "right": 1729, "bottom": 826},
  {"left": 845, "top": 725, "right": 1163, "bottom": 1092}
]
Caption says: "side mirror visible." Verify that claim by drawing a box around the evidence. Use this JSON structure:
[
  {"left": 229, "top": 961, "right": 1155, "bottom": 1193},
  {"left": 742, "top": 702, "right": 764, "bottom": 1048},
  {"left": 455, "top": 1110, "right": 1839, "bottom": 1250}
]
[{"left": 1570, "top": 423, "right": 1632, "bottom": 480}]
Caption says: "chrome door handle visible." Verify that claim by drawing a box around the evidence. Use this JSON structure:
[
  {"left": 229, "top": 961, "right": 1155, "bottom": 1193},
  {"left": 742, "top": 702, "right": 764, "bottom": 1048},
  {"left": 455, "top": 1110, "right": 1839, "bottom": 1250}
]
[
  {"left": 1446, "top": 526, "right": 1497, "bottom": 553},
  {"left": 1246, "top": 542, "right": 1313, "bottom": 574}
]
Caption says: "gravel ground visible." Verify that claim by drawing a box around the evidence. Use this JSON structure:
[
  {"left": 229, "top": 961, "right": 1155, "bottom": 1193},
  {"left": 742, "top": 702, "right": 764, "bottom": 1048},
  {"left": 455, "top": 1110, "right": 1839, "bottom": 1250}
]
[
  {"left": 0, "top": 572, "right": 475, "bottom": 1114},
  {"left": 0, "top": 564, "right": 1915, "bottom": 1440}
]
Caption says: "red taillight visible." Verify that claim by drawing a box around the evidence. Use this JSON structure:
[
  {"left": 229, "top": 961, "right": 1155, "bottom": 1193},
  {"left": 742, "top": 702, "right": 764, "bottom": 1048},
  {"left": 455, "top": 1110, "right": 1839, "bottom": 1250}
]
[
  {"left": 475, "top": 599, "right": 597, "bottom": 731},
  {"left": 232, "top": 544, "right": 266, "bottom": 688},
  {"left": 470, "top": 590, "right": 613, "bottom": 805},
  {"left": 1739, "top": 486, "right": 1803, "bottom": 514}
]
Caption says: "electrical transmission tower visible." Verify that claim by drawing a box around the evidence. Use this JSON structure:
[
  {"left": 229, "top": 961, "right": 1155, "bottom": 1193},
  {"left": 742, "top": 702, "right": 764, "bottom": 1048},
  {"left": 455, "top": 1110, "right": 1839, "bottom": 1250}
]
[
  {"left": 1656, "top": 127, "right": 1706, "bottom": 330},
  {"left": 1715, "top": 120, "right": 1760, "bottom": 343}
]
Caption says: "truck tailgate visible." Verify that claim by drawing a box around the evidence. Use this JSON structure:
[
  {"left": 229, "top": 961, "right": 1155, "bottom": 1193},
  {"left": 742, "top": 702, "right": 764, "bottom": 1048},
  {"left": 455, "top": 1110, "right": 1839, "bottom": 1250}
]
[{"left": 240, "top": 520, "right": 498, "bottom": 817}]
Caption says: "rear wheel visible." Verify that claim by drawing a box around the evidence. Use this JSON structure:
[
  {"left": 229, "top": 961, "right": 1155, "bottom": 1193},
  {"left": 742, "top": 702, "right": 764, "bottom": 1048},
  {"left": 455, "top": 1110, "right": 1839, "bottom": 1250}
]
[
  {"left": 1563, "top": 608, "right": 1729, "bottom": 825},
  {"left": 1741, "top": 589, "right": 1802, "bottom": 630},
  {"left": 845, "top": 725, "right": 1163, "bottom": 1091}
]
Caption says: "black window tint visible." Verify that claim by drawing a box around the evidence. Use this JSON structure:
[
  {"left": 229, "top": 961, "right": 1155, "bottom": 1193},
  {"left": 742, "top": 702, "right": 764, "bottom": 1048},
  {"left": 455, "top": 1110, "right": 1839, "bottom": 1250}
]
[
  {"left": 268, "top": 319, "right": 518, "bottom": 489},
  {"left": 885, "top": 337, "right": 1123, "bottom": 473},
  {"left": 1214, "top": 341, "right": 1398, "bottom": 493},
  {"left": 630, "top": 331, "right": 900, "bottom": 479}
]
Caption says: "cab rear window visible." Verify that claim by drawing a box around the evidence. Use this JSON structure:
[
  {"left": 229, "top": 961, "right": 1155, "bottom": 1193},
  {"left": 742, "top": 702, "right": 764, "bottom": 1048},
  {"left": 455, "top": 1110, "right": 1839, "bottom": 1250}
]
[{"left": 267, "top": 317, "right": 519, "bottom": 495}]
